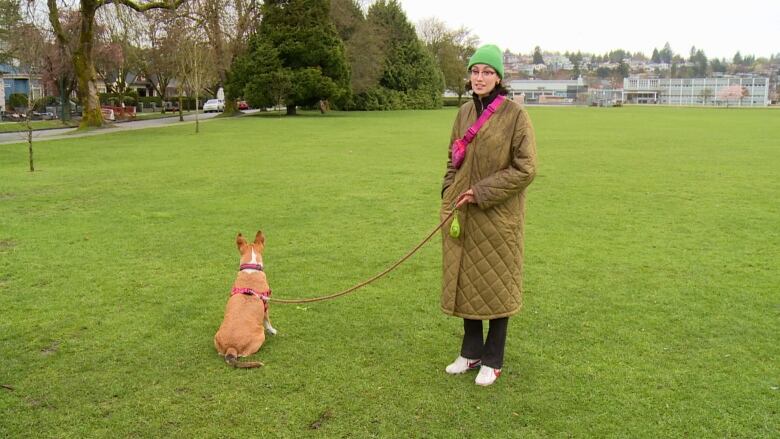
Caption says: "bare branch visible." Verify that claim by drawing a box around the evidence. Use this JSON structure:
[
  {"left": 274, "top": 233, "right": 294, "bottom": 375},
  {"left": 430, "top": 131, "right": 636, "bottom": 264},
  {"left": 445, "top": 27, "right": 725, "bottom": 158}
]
[
  {"left": 46, "top": 0, "right": 68, "bottom": 46},
  {"left": 104, "top": 0, "right": 187, "bottom": 13}
]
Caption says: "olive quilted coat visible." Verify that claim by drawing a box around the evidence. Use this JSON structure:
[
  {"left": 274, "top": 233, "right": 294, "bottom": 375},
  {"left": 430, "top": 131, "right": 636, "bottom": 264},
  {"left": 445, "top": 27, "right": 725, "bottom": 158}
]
[{"left": 440, "top": 98, "right": 537, "bottom": 319}]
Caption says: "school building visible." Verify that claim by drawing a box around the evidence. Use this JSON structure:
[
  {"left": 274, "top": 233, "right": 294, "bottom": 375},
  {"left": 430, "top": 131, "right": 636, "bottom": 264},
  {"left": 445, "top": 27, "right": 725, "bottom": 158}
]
[
  {"left": 507, "top": 78, "right": 588, "bottom": 104},
  {"left": 623, "top": 77, "right": 770, "bottom": 106}
]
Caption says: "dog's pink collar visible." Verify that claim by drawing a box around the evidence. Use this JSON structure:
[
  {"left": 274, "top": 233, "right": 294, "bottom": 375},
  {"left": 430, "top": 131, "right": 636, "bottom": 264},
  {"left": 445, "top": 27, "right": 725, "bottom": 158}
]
[
  {"left": 231, "top": 287, "right": 271, "bottom": 312},
  {"left": 239, "top": 263, "right": 264, "bottom": 271}
]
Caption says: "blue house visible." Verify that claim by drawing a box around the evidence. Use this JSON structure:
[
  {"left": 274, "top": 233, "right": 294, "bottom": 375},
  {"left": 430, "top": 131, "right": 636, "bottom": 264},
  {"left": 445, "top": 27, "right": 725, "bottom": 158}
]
[{"left": 1, "top": 63, "right": 44, "bottom": 111}]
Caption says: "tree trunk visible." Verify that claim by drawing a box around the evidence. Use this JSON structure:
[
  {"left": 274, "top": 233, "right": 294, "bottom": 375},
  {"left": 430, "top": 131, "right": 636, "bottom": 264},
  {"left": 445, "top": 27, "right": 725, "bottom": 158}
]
[
  {"left": 27, "top": 119, "right": 34, "bottom": 172},
  {"left": 195, "top": 96, "right": 200, "bottom": 133},
  {"left": 75, "top": 0, "right": 103, "bottom": 128},
  {"left": 224, "top": 97, "right": 236, "bottom": 115},
  {"left": 204, "top": 0, "right": 235, "bottom": 116},
  {"left": 286, "top": 104, "right": 297, "bottom": 116}
]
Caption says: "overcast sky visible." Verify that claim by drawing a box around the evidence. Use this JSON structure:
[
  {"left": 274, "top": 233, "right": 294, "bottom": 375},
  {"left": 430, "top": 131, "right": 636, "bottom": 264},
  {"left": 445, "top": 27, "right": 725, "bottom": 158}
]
[{"left": 396, "top": 0, "right": 780, "bottom": 60}]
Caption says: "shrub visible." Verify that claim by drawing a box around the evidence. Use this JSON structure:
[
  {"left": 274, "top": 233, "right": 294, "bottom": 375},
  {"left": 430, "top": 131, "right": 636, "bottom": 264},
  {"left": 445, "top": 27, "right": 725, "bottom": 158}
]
[
  {"left": 98, "top": 91, "right": 139, "bottom": 107},
  {"left": 7, "top": 93, "right": 28, "bottom": 109},
  {"left": 138, "top": 96, "right": 163, "bottom": 107},
  {"left": 443, "top": 97, "right": 465, "bottom": 107}
]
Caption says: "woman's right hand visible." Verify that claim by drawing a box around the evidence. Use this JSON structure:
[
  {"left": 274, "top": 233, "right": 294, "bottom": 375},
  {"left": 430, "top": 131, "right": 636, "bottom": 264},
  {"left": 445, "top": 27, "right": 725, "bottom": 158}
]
[{"left": 456, "top": 189, "right": 475, "bottom": 208}]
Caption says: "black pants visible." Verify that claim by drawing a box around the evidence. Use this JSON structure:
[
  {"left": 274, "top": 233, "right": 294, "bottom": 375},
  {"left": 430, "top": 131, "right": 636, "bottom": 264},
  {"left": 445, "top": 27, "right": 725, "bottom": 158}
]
[{"left": 460, "top": 317, "right": 509, "bottom": 369}]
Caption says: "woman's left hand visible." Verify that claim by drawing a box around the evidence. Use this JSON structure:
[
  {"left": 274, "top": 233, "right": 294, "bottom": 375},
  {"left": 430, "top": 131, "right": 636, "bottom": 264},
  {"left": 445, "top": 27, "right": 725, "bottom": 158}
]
[{"left": 456, "top": 189, "right": 476, "bottom": 208}]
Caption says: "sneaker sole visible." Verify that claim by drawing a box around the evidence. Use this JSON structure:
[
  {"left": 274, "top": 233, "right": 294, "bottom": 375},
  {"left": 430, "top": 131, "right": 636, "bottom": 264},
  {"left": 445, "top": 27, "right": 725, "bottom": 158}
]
[{"left": 445, "top": 363, "right": 481, "bottom": 375}]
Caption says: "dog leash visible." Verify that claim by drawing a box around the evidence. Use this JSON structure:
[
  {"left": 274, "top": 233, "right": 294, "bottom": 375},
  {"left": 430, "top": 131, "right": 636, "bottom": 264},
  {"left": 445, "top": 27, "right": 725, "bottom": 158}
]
[{"left": 268, "top": 209, "right": 456, "bottom": 304}]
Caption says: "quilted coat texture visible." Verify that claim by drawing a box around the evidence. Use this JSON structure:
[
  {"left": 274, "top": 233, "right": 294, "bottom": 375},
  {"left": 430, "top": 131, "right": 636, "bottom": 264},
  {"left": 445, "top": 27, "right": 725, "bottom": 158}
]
[{"left": 440, "top": 98, "right": 537, "bottom": 319}]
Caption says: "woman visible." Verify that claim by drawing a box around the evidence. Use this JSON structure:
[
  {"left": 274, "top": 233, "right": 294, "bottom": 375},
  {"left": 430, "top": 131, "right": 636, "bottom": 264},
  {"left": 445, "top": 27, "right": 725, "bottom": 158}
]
[{"left": 440, "top": 44, "right": 537, "bottom": 386}]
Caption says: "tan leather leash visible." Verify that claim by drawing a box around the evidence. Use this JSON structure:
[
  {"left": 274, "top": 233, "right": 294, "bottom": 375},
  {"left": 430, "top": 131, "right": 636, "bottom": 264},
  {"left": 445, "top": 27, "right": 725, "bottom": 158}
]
[{"left": 268, "top": 209, "right": 456, "bottom": 304}]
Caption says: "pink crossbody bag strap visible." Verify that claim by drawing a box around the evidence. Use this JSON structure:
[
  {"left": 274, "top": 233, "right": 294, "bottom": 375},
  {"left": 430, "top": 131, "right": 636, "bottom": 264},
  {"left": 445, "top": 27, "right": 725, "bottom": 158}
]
[
  {"left": 451, "top": 95, "right": 506, "bottom": 169},
  {"left": 464, "top": 94, "right": 506, "bottom": 143}
]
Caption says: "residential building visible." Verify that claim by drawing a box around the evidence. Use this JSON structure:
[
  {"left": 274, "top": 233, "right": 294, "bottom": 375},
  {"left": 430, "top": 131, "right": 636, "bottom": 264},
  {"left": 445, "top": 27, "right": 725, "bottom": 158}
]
[
  {"left": 623, "top": 76, "right": 770, "bottom": 106},
  {"left": 543, "top": 54, "right": 574, "bottom": 71},
  {"left": 1, "top": 64, "right": 44, "bottom": 110}
]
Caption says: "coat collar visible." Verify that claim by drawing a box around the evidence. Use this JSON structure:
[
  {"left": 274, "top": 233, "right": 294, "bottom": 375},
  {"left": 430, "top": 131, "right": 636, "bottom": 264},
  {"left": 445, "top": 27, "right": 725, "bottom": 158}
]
[{"left": 472, "top": 88, "right": 501, "bottom": 116}]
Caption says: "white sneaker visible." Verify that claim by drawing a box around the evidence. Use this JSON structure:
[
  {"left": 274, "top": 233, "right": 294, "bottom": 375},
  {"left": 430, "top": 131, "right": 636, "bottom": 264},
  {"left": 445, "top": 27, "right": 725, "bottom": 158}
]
[
  {"left": 445, "top": 356, "right": 481, "bottom": 374},
  {"left": 475, "top": 365, "right": 502, "bottom": 386}
]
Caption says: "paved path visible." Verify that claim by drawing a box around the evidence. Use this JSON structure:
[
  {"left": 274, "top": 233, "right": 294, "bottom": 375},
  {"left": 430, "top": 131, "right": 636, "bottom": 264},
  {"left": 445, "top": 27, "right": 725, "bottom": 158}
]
[{"left": 0, "top": 110, "right": 258, "bottom": 145}]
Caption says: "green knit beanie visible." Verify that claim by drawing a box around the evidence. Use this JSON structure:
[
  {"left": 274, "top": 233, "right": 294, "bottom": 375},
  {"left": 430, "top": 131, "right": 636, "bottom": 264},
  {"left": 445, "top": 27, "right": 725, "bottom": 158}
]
[{"left": 468, "top": 44, "right": 504, "bottom": 79}]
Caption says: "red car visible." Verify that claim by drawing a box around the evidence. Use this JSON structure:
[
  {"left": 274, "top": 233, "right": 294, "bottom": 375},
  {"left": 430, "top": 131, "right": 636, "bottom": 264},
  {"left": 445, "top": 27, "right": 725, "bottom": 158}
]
[{"left": 237, "top": 100, "right": 250, "bottom": 110}]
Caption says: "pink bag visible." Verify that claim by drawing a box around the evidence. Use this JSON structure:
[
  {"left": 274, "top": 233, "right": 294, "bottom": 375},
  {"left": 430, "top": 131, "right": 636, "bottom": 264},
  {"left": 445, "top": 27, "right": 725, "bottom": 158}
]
[{"left": 451, "top": 95, "right": 506, "bottom": 169}]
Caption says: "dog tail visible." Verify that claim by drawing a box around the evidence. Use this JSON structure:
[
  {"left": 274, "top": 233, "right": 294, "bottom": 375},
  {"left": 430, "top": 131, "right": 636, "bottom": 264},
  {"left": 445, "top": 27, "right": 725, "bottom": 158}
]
[{"left": 224, "top": 348, "right": 264, "bottom": 369}]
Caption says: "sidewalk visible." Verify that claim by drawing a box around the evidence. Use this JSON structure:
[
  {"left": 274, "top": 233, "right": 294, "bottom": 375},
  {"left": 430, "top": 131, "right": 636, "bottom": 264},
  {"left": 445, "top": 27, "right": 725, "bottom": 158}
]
[{"left": 0, "top": 110, "right": 256, "bottom": 145}]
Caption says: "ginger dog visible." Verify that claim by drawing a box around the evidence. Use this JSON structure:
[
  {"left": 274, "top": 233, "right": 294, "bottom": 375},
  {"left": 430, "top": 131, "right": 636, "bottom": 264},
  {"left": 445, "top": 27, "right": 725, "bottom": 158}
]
[{"left": 214, "top": 230, "right": 277, "bottom": 368}]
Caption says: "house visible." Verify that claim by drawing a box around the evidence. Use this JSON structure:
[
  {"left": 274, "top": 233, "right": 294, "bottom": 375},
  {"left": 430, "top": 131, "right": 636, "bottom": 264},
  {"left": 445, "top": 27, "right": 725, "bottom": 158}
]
[{"left": 1, "top": 63, "right": 44, "bottom": 110}]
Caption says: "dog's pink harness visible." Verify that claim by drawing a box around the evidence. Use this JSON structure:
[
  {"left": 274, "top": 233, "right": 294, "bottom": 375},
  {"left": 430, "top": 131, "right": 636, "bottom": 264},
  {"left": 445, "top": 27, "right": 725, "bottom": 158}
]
[
  {"left": 232, "top": 263, "right": 270, "bottom": 312},
  {"left": 231, "top": 287, "right": 271, "bottom": 312}
]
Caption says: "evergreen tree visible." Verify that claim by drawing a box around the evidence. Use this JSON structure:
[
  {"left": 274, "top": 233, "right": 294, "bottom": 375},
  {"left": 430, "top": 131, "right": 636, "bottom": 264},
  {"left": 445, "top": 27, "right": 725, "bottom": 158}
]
[
  {"left": 660, "top": 42, "right": 673, "bottom": 63},
  {"left": 357, "top": 0, "right": 442, "bottom": 110},
  {"left": 228, "top": 0, "right": 350, "bottom": 115},
  {"left": 331, "top": 0, "right": 387, "bottom": 96},
  {"left": 710, "top": 58, "right": 727, "bottom": 73},
  {"left": 617, "top": 60, "right": 629, "bottom": 77},
  {"left": 651, "top": 48, "right": 661, "bottom": 63},
  {"left": 693, "top": 49, "right": 708, "bottom": 76},
  {"left": 533, "top": 46, "right": 544, "bottom": 64},
  {"left": 609, "top": 49, "right": 628, "bottom": 63}
]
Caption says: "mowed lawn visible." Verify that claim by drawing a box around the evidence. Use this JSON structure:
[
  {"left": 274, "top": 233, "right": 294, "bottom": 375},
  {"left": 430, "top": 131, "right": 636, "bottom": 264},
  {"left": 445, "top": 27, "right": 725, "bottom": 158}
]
[{"left": 0, "top": 106, "right": 777, "bottom": 438}]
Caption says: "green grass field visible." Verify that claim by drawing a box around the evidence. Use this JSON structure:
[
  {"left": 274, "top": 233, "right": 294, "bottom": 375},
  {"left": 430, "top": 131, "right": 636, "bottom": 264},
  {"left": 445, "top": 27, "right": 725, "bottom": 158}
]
[
  {"left": 0, "top": 120, "right": 78, "bottom": 133},
  {"left": 0, "top": 111, "right": 197, "bottom": 134},
  {"left": 1, "top": 106, "right": 778, "bottom": 438}
]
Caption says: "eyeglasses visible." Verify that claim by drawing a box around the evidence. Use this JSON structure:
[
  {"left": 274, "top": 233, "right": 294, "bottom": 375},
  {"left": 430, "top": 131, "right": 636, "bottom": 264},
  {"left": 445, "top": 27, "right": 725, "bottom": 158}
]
[{"left": 470, "top": 69, "right": 496, "bottom": 78}]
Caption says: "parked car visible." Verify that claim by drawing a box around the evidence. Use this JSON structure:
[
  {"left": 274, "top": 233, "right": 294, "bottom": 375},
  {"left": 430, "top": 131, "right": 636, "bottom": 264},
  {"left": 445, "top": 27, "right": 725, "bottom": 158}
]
[
  {"left": 237, "top": 100, "right": 249, "bottom": 110},
  {"left": 32, "top": 111, "right": 56, "bottom": 120},
  {"left": 203, "top": 99, "right": 224, "bottom": 113}
]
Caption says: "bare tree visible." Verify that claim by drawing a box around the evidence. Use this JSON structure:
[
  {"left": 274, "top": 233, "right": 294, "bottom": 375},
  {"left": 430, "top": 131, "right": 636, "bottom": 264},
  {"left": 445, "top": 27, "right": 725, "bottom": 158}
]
[
  {"left": 699, "top": 88, "right": 713, "bottom": 105},
  {"left": 9, "top": 4, "right": 48, "bottom": 171},
  {"left": 0, "top": 0, "right": 23, "bottom": 64},
  {"left": 418, "top": 17, "right": 479, "bottom": 103},
  {"left": 177, "top": 34, "right": 215, "bottom": 133},
  {"left": 137, "top": 9, "right": 180, "bottom": 111},
  {"left": 46, "top": 0, "right": 187, "bottom": 129},
  {"left": 185, "top": 0, "right": 260, "bottom": 114},
  {"left": 96, "top": 4, "right": 145, "bottom": 110}
]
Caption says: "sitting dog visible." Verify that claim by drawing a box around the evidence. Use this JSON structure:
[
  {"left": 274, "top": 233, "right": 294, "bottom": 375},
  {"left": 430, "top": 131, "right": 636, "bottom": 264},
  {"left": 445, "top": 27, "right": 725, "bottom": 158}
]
[{"left": 214, "top": 230, "right": 277, "bottom": 368}]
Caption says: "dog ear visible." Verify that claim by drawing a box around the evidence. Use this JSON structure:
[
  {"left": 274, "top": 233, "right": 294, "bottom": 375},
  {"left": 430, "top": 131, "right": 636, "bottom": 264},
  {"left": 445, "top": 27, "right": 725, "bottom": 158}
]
[
  {"left": 236, "top": 233, "right": 247, "bottom": 250},
  {"left": 254, "top": 230, "right": 265, "bottom": 245}
]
